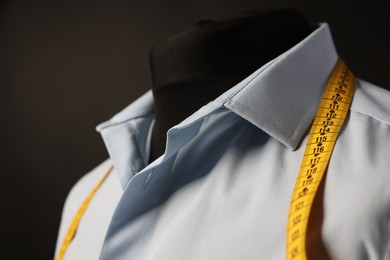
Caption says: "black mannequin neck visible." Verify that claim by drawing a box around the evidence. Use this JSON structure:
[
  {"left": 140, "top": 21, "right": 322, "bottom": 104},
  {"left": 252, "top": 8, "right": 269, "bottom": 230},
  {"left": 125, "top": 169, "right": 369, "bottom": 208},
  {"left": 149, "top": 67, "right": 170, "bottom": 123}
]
[{"left": 149, "top": 9, "right": 313, "bottom": 162}]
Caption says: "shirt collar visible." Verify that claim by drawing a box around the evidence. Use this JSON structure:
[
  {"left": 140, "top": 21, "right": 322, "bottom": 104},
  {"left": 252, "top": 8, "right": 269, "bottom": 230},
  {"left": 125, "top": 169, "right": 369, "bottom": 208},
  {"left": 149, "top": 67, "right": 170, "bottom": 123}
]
[
  {"left": 96, "top": 92, "right": 155, "bottom": 188},
  {"left": 96, "top": 23, "right": 338, "bottom": 188},
  {"left": 223, "top": 23, "right": 338, "bottom": 150}
]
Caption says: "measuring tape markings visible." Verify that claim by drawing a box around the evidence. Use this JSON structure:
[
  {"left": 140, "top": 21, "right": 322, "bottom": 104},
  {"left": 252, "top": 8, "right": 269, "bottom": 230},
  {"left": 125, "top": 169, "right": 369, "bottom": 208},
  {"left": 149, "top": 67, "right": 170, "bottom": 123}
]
[{"left": 286, "top": 59, "right": 355, "bottom": 260}]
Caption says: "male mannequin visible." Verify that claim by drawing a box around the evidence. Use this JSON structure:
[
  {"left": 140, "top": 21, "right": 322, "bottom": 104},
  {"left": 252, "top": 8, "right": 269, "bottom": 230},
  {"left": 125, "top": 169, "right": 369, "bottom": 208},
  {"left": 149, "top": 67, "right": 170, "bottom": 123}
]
[
  {"left": 149, "top": 9, "right": 313, "bottom": 161},
  {"left": 56, "top": 8, "right": 390, "bottom": 260}
]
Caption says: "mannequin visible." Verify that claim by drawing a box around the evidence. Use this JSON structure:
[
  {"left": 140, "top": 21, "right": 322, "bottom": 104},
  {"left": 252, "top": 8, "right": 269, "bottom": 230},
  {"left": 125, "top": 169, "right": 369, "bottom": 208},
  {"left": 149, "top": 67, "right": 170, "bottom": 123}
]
[
  {"left": 56, "top": 9, "right": 390, "bottom": 260},
  {"left": 149, "top": 9, "right": 313, "bottom": 162}
]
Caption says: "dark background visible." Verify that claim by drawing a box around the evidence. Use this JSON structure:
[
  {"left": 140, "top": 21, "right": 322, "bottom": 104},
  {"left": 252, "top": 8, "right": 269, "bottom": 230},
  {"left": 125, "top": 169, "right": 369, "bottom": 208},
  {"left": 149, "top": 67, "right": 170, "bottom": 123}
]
[{"left": 1, "top": 0, "right": 389, "bottom": 259}]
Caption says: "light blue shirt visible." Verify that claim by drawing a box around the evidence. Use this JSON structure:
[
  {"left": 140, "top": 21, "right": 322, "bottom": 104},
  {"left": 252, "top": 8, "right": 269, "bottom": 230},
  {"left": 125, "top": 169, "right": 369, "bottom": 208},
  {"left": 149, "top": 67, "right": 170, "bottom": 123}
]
[{"left": 55, "top": 23, "right": 390, "bottom": 260}]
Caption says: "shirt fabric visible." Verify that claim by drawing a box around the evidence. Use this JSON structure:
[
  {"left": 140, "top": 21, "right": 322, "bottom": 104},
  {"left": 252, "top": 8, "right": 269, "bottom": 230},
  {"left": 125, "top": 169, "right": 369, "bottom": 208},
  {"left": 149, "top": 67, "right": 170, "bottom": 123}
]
[{"left": 55, "top": 23, "right": 390, "bottom": 260}]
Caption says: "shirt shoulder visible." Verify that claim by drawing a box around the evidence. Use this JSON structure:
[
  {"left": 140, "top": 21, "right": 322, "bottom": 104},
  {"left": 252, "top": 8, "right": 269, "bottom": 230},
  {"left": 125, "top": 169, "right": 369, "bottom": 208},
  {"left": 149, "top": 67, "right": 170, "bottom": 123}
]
[
  {"left": 351, "top": 79, "right": 390, "bottom": 125},
  {"left": 55, "top": 159, "right": 122, "bottom": 259}
]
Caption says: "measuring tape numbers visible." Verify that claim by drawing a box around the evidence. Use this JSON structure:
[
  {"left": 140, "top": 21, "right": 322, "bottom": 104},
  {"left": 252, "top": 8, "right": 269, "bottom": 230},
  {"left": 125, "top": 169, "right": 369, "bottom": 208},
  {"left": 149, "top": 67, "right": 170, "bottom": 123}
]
[{"left": 286, "top": 59, "right": 355, "bottom": 260}]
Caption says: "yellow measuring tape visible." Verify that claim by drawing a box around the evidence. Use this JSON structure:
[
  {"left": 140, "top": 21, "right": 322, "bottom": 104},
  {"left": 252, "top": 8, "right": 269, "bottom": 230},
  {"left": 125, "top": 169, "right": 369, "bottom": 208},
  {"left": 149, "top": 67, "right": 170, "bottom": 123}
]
[
  {"left": 286, "top": 59, "right": 355, "bottom": 260},
  {"left": 56, "top": 164, "right": 114, "bottom": 260}
]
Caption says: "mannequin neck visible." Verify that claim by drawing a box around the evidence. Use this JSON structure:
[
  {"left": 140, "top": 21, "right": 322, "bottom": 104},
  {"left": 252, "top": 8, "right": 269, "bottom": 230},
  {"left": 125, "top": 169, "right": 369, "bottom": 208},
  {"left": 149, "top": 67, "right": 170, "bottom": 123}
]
[{"left": 149, "top": 9, "right": 313, "bottom": 162}]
